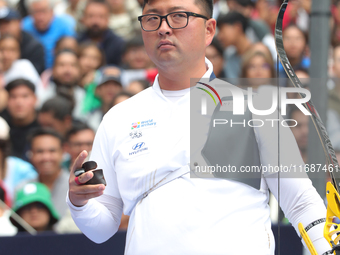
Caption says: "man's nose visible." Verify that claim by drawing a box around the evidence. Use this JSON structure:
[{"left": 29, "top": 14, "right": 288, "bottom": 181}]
[{"left": 158, "top": 18, "right": 172, "bottom": 36}]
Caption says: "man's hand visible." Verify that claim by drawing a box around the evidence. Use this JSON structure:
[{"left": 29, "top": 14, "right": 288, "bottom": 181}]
[{"left": 68, "top": 150, "right": 105, "bottom": 207}]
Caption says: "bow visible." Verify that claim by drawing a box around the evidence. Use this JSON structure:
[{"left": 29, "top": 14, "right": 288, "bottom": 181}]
[{"left": 275, "top": 0, "right": 340, "bottom": 254}]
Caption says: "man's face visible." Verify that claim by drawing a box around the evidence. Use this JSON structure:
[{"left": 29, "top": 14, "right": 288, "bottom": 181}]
[
  {"left": 290, "top": 110, "right": 309, "bottom": 152},
  {"left": 0, "top": 19, "right": 21, "bottom": 39},
  {"left": 52, "top": 53, "right": 80, "bottom": 86},
  {"left": 95, "top": 81, "right": 123, "bottom": 105},
  {"left": 283, "top": 26, "right": 306, "bottom": 60},
  {"left": 19, "top": 202, "right": 50, "bottom": 232},
  {"left": 123, "top": 46, "right": 153, "bottom": 69},
  {"left": 38, "top": 112, "right": 69, "bottom": 137},
  {"left": 66, "top": 129, "right": 95, "bottom": 162},
  {"left": 141, "top": 0, "right": 215, "bottom": 70},
  {"left": 217, "top": 23, "right": 238, "bottom": 48},
  {"left": 30, "top": 0, "right": 53, "bottom": 32},
  {"left": 82, "top": 2, "right": 109, "bottom": 38},
  {"left": 7, "top": 85, "right": 36, "bottom": 122},
  {"left": 30, "top": 135, "right": 63, "bottom": 176},
  {"left": 0, "top": 37, "right": 20, "bottom": 71}
]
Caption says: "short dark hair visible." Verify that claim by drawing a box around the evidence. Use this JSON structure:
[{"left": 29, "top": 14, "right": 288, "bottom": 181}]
[
  {"left": 40, "top": 96, "right": 73, "bottom": 121},
  {"left": 5, "top": 79, "right": 36, "bottom": 93},
  {"left": 85, "top": 0, "right": 111, "bottom": 13},
  {"left": 54, "top": 49, "right": 78, "bottom": 66},
  {"left": 65, "top": 122, "right": 94, "bottom": 142},
  {"left": 123, "top": 35, "right": 145, "bottom": 54},
  {"left": 28, "top": 127, "right": 64, "bottom": 147},
  {"left": 217, "top": 11, "right": 248, "bottom": 33},
  {"left": 142, "top": 0, "right": 213, "bottom": 18}
]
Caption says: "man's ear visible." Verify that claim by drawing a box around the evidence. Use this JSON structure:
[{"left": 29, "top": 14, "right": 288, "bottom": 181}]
[{"left": 205, "top": 18, "right": 216, "bottom": 47}]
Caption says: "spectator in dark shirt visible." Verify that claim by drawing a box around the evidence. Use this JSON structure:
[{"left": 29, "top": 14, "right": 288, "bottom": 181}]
[
  {"left": 0, "top": 79, "right": 39, "bottom": 161},
  {"left": 78, "top": 0, "right": 125, "bottom": 66},
  {"left": 0, "top": 7, "right": 45, "bottom": 74}
]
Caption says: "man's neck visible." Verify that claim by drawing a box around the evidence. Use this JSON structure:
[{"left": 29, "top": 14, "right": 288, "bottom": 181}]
[
  {"left": 157, "top": 58, "right": 208, "bottom": 90},
  {"left": 12, "top": 112, "right": 36, "bottom": 126},
  {"left": 39, "top": 170, "right": 61, "bottom": 190},
  {"left": 235, "top": 35, "right": 252, "bottom": 55}
]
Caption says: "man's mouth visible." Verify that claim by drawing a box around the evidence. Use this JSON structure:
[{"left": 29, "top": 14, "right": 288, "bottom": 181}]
[{"left": 158, "top": 40, "right": 175, "bottom": 49}]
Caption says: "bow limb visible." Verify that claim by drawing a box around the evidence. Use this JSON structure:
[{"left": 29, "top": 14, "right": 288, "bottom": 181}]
[{"left": 275, "top": 0, "right": 340, "bottom": 252}]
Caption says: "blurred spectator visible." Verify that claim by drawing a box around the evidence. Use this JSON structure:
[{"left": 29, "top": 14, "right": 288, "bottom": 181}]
[
  {"left": 289, "top": 105, "right": 309, "bottom": 163},
  {"left": 63, "top": 123, "right": 95, "bottom": 170},
  {"left": 217, "top": 11, "right": 253, "bottom": 80},
  {"left": 0, "top": 6, "right": 45, "bottom": 74},
  {"left": 39, "top": 50, "right": 85, "bottom": 121},
  {"left": 282, "top": 0, "right": 311, "bottom": 32},
  {"left": 0, "top": 116, "right": 37, "bottom": 200},
  {"left": 22, "top": 0, "right": 75, "bottom": 69},
  {"left": 86, "top": 67, "right": 123, "bottom": 130},
  {"left": 332, "top": 0, "right": 340, "bottom": 46},
  {"left": 122, "top": 35, "right": 155, "bottom": 70},
  {"left": 126, "top": 79, "right": 149, "bottom": 95},
  {"left": 55, "top": 36, "right": 79, "bottom": 54},
  {"left": 226, "top": 0, "right": 276, "bottom": 60},
  {"left": 328, "top": 43, "right": 340, "bottom": 151},
  {"left": 112, "top": 91, "right": 133, "bottom": 106},
  {"left": 38, "top": 96, "right": 74, "bottom": 139},
  {"left": 78, "top": 0, "right": 125, "bottom": 66},
  {"left": 54, "top": 0, "right": 86, "bottom": 33},
  {"left": 0, "top": 35, "right": 43, "bottom": 96},
  {"left": 279, "top": 24, "right": 310, "bottom": 82},
  {"left": 240, "top": 50, "right": 275, "bottom": 90},
  {"left": 106, "top": 0, "right": 141, "bottom": 40},
  {"left": 0, "top": 79, "right": 40, "bottom": 161},
  {"left": 212, "top": 0, "right": 229, "bottom": 20},
  {"left": 40, "top": 36, "right": 79, "bottom": 89},
  {"left": 10, "top": 182, "right": 59, "bottom": 232},
  {"left": 78, "top": 42, "right": 105, "bottom": 87},
  {"left": 205, "top": 38, "right": 226, "bottom": 78},
  {"left": 25, "top": 128, "right": 69, "bottom": 218},
  {"left": 0, "top": 51, "right": 7, "bottom": 112},
  {"left": 252, "top": 0, "right": 278, "bottom": 34},
  {"left": 0, "top": 181, "right": 17, "bottom": 236}
]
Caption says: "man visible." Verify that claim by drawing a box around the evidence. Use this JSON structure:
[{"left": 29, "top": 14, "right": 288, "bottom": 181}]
[
  {"left": 38, "top": 96, "right": 74, "bottom": 139},
  {"left": 217, "top": 11, "right": 253, "bottom": 79},
  {"left": 0, "top": 7, "right": 45, "bottom": 74},
  {"left": 22, "top": 0, "right": 75, "bottom": 69},
  {"left": 0, "top": 79, "right": 39, "bottom": 161},
  {"left": 26, "top": 128, "right": 69, "bottom": 218},
  {"left": 39, "top": 50, "right": 85, "bottom": 121},
  {"left": 78, "top": 0, "right": 125, "bottom": 66},
  {"left": 67, "top": 0, "right": 330, "bottom": 254},
  {"left": 226, "top": 0, "right": 276, "bottom": 59},
  {"left": 86, "top": 67, "right": 123, "bottom": 131},
  {"left": 63, "top": 123, "right": 95, "bottom": 170}
]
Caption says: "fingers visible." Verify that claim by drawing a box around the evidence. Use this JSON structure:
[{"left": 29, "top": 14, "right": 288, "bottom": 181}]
[
  {"left": 71, "top": 150, "right": 88, "bottom": 175},
  {"left": 76, "top": 171, "right": 94, "bottom": 185}
]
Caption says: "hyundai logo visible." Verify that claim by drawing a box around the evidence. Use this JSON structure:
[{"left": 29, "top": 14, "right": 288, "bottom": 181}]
[{"left": 132, "top": 142, "right": 145, "bottom": 150}]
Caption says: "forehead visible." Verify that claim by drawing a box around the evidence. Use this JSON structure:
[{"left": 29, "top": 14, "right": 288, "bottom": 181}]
[
  {"left": 31, "top": 135, "right": 61, "bottom": 148},
  {"left": 143, "top": 0, "right": 200, "bottom": 14}
]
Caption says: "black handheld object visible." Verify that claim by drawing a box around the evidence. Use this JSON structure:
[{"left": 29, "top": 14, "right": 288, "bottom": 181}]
[{"left": 76, "top": 161, "right": 107, "bottom": 186}]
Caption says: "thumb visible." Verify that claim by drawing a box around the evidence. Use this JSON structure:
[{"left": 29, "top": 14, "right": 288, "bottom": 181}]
[{"left": 71, "top": 150, "right": 88, "bottom": 175}]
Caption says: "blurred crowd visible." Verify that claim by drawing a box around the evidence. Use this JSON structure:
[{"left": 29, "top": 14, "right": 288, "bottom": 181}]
[{"left": 0, "top": 0, "right": 340, "bottom": 236}]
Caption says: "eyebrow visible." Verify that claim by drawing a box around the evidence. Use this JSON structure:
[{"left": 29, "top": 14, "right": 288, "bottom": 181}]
[{"left": 144, "top": 6, "right": 188, "bottom": 14}]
